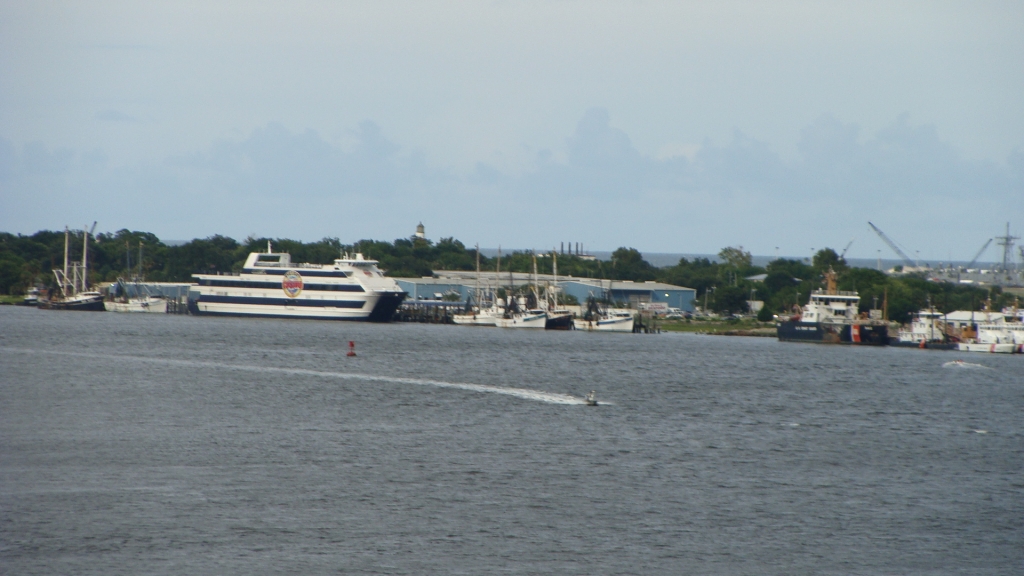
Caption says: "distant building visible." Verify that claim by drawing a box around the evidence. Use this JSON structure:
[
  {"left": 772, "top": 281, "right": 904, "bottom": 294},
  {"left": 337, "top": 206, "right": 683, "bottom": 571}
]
[
  {"left": 415, "top": 222, "right": 425, "bottom": 239},
  {"left": 395, "top": 271, "right": 697, "bottom": 312}
]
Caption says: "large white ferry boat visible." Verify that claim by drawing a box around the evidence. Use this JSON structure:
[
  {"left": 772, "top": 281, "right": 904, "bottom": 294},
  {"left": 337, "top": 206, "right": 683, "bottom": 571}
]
[{"left": 188, "top": 246, "right": 406, "bottom": 321}]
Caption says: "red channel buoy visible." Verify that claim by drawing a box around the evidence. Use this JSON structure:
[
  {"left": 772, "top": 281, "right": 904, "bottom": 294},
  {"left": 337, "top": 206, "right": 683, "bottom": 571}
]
[{"left": 347, "top": 340, "right": 356, "bottom": 357}]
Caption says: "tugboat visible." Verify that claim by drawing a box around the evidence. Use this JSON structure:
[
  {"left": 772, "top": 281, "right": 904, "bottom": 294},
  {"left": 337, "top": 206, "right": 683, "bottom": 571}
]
[{"left": 776, "top": 267, "right": 887, "bottom": 345}]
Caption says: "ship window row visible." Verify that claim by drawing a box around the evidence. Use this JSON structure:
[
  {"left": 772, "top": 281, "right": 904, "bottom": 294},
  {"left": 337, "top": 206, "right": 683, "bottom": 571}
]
[
  {"left": 241, "top": 269, "right": 350, "bottom": 278},
  {"left": 198, "top": 279, "right": 364, "bottom": 292}
]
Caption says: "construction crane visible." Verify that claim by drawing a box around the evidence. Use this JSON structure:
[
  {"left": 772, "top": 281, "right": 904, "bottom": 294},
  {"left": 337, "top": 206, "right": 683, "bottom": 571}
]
[
  {"left": 839, "top": 239, "right": 855, "bottom": 259},
  {"left": 965, "top": 238, "right": 992, "bottom": 269},
  {"left": 868, "top": 222, "right": 917, "bottom": 269}
]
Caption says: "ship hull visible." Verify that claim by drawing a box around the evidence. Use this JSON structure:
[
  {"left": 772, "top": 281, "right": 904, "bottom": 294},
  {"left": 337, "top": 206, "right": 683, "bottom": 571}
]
[
  {"left": 777, "top": 321, "right": 888, "bottom": 345},
  {"left": 545, "top": 313, "right": 574, "bottom": 330},
  {"left": 187, "top": 291, "right": 406, "bottom": 322},
  {"left": 40, "top": 295, "right": 106, "bottom": 312},
  {"left": 889, "top": 340, "right": 958, "bottom": 350},
  {"left": 105, "top": 298, "right": 168, "bottom": 313},
  {"left": 452, "top": 311, "right": 498, "bottom": 326},
  {"left": 494, "top": 313, "right": 547, "bottom": 328},
  {"left": 957, "top": 342, "right": 1019, "bottom": 354},
  {"left": 574, "top": 315, "right": 635, "bottom": 333}
]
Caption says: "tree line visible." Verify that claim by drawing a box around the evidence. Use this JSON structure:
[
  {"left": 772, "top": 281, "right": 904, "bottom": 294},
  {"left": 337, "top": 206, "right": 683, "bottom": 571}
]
[{"left": 0, "top": 229, "right": 1014, "bottom": 322}]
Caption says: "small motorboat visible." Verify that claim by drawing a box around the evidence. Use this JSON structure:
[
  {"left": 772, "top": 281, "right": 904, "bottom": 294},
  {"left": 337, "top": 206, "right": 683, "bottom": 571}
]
[{"left": 584, "top": 390, "right": 598, "bottom": 406}]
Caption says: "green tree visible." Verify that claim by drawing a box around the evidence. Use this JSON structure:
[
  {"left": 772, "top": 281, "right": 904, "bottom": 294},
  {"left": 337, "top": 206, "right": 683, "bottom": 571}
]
[
  {"left": 812, "top": 248, "right": 848, "bottom": 275},
  {"left": 718, "top": 246, "right": 752, "bottom": 270},
  {"left": 609, "top": 247, "right": 657, "bottom": 281}
]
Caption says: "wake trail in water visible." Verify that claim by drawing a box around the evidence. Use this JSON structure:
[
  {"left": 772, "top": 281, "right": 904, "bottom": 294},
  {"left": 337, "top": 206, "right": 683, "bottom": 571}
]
[
  {"left": 1, "top": 347, "right": 587, "bottom": 405},
  {"left": 942, "top": 360, "right": 992, "bottom": 370}
]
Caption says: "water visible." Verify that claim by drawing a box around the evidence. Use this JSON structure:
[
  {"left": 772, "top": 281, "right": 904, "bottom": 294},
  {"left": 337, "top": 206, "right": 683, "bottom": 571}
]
[{"left": 1, "top": 306, "right": 1021, "bottom": 574}]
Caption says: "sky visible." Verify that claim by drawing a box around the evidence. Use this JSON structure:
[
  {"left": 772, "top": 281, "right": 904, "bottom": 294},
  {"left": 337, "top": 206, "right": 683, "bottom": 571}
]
[{"left": 1, "top": 0, "right": 1022, "bottom": 263}]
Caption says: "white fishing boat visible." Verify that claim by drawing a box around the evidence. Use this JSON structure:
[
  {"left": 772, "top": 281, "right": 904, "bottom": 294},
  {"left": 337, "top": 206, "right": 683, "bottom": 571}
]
[
  {"left": 574, "top": 309, "right": 635, "bottom": 332},
  {"left": 452, "top": 306, "right": 500, "bottom": 326},
  {"left": 574, "top": 289, "right": 635, "bottom": 333},
  {"left": 494, "top": 305, "right": 547, "bottom": 328},
  {"left": 188, "top": 243, "right": 406, "bottom": 321},
  {"left": 493, "top": 252, "right": 547, "bottom": 329},
  {"left": 105, "top": 242, "right": 168, "bottom": 313},
  {"left": 452, "top": 245, "right": 498, "bottom": 326},
  {"left": 105, "top": 294, "right": 168, "bottom": 314},
  {"left": 543, "top": 252, "right": 573, "bottom": 330}
]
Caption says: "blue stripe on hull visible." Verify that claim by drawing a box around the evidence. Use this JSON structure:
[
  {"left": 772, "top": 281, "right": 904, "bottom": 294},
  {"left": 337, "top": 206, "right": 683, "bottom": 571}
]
[
  {"left": 188, "top": 309, "right": 375, "bottom": 321},
  {"left": 188, "top": 291, "right": 407, "bottom": 322},
  {"left": 197, "top": 295, "right": 366, "bottom": 308}
]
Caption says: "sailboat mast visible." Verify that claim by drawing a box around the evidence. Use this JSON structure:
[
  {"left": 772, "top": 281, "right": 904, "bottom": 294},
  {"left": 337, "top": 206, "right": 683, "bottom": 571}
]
[
  {"left": 81, "top": 224, "right": 89, "bottom": 292},
  {"left": 63, "top": 227, "right": 69, "bottom": 296},
  {"left": 552, "top": 251, "right": 558, "bottom": 308},
  {"left": 532, "top": 252, "right": 538, "bottom": 304},
  {"left": 474, "top": 244, "right": 481, "bottom": 309}
]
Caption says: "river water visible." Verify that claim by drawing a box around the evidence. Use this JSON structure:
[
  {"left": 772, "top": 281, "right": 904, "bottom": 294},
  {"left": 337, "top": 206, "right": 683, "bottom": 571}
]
[{"left": 1, "top": 306, "right": 1021, "bottom": 574}]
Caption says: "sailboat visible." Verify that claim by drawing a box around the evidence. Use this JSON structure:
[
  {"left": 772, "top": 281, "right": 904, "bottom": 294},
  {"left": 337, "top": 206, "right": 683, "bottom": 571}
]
[
  {"left": 40, "top": 224, "right": 105, "bottom": 311},
  {"left": 453, "top": 245, "right": 498, "bottom": 326},
  {"left": 544, "top": 251, "right": 573, "bottom": 330},
  {"left": 105, "top": 241, "right": 168, "bottom": 313}
]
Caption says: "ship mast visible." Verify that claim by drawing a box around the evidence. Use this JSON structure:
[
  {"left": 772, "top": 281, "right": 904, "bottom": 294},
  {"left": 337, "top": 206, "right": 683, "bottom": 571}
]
[
  {"left": 62, "top": 227, "right": 69, "bottom": 297},
  {"left": 81, "top": 224, "right": 89, "bottom": 292}
]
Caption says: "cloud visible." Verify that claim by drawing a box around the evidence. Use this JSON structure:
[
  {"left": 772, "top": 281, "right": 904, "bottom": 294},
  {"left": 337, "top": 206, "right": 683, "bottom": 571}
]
[
  {"left": 0, "top": 112, "right": 1018, "bottom": 258},
  {"left": 21, "top": 141, "right": 74, "bottom": 176},
  {"left": 95, "top": 110, "right": 141, "bottom": 123}
]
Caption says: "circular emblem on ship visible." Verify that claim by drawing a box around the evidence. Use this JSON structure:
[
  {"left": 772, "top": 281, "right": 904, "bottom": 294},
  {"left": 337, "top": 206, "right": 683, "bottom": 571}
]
[{"left": 282, "top": 270, "right": 303, "bottom": 298}]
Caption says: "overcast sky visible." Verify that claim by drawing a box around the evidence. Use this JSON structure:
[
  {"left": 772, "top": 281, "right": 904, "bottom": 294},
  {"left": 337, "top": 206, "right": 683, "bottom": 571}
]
[{"left": 1, "top": 1, "right": 1021, "bottom": 262}]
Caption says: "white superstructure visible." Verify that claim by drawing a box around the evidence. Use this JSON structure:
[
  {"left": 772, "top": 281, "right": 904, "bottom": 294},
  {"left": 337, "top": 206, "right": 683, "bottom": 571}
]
[{"left": 189, "top": 247, "right": 406, "bottom": 321}]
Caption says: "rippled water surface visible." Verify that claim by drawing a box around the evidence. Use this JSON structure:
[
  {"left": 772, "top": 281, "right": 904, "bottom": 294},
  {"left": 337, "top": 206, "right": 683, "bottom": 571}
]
[{"left": 2, "top": 306, "right": 1022, "bottom": 574}]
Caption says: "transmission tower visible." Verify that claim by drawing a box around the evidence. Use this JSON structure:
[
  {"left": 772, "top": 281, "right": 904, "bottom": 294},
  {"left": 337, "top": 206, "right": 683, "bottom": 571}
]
[{"left": 995, "top": 222, "right": 1019, "bottom": 271}]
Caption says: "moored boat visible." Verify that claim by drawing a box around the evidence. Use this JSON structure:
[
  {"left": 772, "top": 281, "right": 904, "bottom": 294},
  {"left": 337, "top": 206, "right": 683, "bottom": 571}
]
[
  {"left": 105, "top": 294, "right": 168, "bottom": 313},
  {"left": 890, "top": 304, "right": 957, "bottom": 350},
  {"left": 452, "top": 245, "right": 498, "bottom": 326},
  {"left": 776, "top": 268, "right": 887, "bottom": 345},
  {"left": 574, "top": 295, "right": 635, "bottom": 332},
  {"left": 188, "top": 244, "right": 406, "bottom": 321},
  {"left": 40, "top": 225, "right": 106, "bottom": 312},
  {"left": 955, "top": 302, "right": 1021, "bottom": 354},
  {"left": 105, "top": 242, "right": 168, "bottom": 313},
  {"left": 19, "top": 287, "right": 41, "bottom": 306}
]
